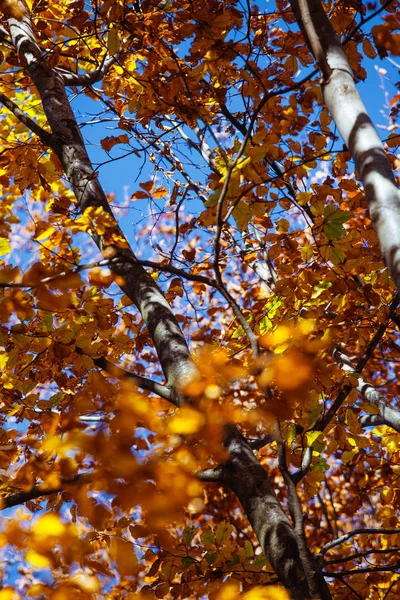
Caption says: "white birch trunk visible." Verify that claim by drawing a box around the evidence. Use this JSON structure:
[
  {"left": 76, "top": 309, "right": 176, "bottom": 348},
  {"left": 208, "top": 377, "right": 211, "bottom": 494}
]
[{"left": 291, "top": 0, "right": 400, "bottom": 293}]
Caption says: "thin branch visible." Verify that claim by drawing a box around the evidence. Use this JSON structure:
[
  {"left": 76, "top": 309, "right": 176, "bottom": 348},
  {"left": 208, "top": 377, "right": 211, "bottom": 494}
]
[
  {"left": 324, "top": 546, "right": 400, "bottom": 566},
  {"left": 247, "top": 433, "right": 275, "bottom": 450},
  {"left": 292, "top": 446, "right": 313, "bottom": 484},
  {"left": 1, "top": 473, "right": 92, "bottom": 509},
  {"left": 85, "top": 352, "right": 176, "bottom": 405},
  {"left": 0, "top": 90, "right": 54, "bottom": 146},
  {"left": 131, "top": 258, "right": 217, "bottom": 288},
  {"left": 0, "top": 257, "right": 119, "bottom": 289},
  {"left": 323, "top": 562, "right": 400, "bottom": 577},
  {"left": 318, "top": 528, "right": 400, "bottom": 556},
  {"left": 60, "top": 54, "right": 116, "bottom": 86}
]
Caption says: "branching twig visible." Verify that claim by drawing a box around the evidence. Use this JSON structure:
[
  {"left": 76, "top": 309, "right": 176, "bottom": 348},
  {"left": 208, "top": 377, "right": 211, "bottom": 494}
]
[{"left": 317, "top": 528, "right": 400, "bottom": 556}]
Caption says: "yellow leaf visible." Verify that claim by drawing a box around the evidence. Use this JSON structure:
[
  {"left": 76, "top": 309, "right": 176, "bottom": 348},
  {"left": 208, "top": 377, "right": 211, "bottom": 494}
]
[
  {"left": 167, "top": 407, "right": 205, "bottom": 435},
  {"left": 0, "top": 354, "right": 8, "bottom": 371},
  {"left": 296, "top": 191, "right": 312, "bottom": 206},
  {"left": 0, "top": 589, "right": 21, "bottom": 600},
  {"left": 306, "top": 431, "right": 322, "bottom": 447},
  {"left": 153, "top": 186, "right": 168, "bottom": 198},
  {"left": 35, "top": 224, "right": 55, "bottom": 241},
  {"left": 108, "top": 26, "right": 121, "bottom": 55},
  {"left": 260, "top": 324, "right": 292, "bottom": 348},
  {"left": 243, "top": 585, "right": 291, "bottom": 600},
  {"left": 0, "top": 237, "right": 11, "bottom": 256},
  {"left": 33, "top": 514, "right": 66, "bottom": 537},
  {"left": 26, "top": 550, "right": 51, "bottom": 568}
]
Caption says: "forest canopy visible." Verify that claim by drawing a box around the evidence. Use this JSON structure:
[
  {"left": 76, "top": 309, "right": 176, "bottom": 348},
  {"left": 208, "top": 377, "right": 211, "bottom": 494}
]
[{"left": 0, "top": 0, "right": 400, "bottom": 598}]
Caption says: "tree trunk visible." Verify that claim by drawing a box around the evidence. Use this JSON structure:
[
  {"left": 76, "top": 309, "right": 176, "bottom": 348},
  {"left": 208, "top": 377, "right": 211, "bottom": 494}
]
[{"left": 290, "top": 0, "right": 400, "bottom": 294}]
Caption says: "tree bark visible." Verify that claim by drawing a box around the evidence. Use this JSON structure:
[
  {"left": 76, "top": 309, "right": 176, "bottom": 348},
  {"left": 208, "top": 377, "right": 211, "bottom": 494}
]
[
  {"left": 290, "top": 0, "right": 400, "bottom": 294},
  {"left": 8, "top": 11, "right": 197, "bottom": 395},
  {"left": 221, "top": 427, "right": 331, "bottom": 600}
]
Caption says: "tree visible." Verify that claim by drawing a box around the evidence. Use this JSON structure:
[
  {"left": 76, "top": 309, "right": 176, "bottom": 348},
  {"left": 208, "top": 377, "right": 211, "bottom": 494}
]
[{"left": 0, "top": 0, "right": 399, "bottom": 597}]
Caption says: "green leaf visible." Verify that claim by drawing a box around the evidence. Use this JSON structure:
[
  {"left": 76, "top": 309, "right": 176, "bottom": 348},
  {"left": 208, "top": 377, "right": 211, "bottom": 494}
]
[
  {"left": 204, "top": 191, "right": 220, "bottom": 208},
  {"left": 243, "top": 540, "right": 254, "bottom": 557},
  {"left": 254, "top": 552, "right": 267, "bottom": 568},
  {"left": 200, "top": 530, "right": 214, "bottom": 546},
  {"left": 258, "top": 315, "right": 273, "bottom": 335},
  {"left": 324, "top": 206, "right": 351, "bottom": 240},
  {"left": 108, "top": 26, "right": 121, "bottom": 55},
  {"left": 182, "top": 527, "right": 196, "bottom": 547},
  {"left": 204, "top": 551, "right": 218, "bottom": 565},
  {"left": 329, "top": 245, "right": 345, "bottom": 265},
  {"left": 0, "top": 237, "right": 11, "bottom": 256},
  {"left": 181, "top": 556, "right": 194, "bottom": 569},
  {"left": 306, "top": 431, "right": 322, "bottom": 447},
  {"left": 215, "top": 521, "right": 232, "bottom": 546}
]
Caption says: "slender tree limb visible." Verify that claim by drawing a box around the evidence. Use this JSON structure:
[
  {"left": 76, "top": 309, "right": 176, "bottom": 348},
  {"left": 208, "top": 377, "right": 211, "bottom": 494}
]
[
  {"left": 318, "top": 528, "right": 400, "bottom": 556},
  {"left": 1, "top": 473, "right": 92, "bottom": 509},
  {"left": 324, "top": 546, "right": 400, "bottom": 566},
  {"left": 198, "top": 466, "right": 224, "bottom": 482},
  {"left": 87, "top": 353, "right": 176, "bottom": 404},
  {"left": 247, "top": 433, "right": 275, "bottom": 450},
  {"left": 0, "top": 90, "right": 53, "bottom": 146},
  {"left": 292, "top": 446, "right": 313, "bottom": 484},
  {"left": 59, "top": 54, "right": 116, "bottom": 86},
  {"left": 131, "top": 258, "right": 217, "bottom": 288},
  {"left": 323, "top": 562, "right": 400, "bottom": 577}
]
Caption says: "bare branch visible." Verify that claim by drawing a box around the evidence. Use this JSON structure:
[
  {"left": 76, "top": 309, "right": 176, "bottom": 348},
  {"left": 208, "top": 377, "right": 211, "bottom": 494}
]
[
  {"left": 0, "top": 90, "right": 53, "bottom": 146},
  {"left": 86, "top": 352, "right": 176, "bottom": 405},
  {"left": 60, "top": 54, "right": 116, "bottom": 86},
  {"left": 1, "top": 474, "right": 92, "bottom": 510},
  {"left": 318, "top": 528, "right": 400, "bottom": 556},
  {"left": 323, "top": 562, "right": 400, "bottom": 577},
  {"left": 324, "top": 546, "right": 400, "bottom": 566}
]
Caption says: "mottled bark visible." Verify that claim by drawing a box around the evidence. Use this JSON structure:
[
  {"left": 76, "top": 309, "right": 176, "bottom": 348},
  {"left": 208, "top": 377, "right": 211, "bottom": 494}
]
[
  {"left": 8, "top": 13, "right": 197, "bottom": 394},
  {"left": 221, "top": 427, "right": 331, "bottom": 600},
  {"left": 290, "top": 0, "right": 400, "bottom": 294}
]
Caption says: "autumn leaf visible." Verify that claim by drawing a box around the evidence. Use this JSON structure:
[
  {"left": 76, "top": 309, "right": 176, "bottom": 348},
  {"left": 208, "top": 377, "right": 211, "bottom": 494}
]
[{"left": 0, "top": 237, "right": 11, "bottom": 256}]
